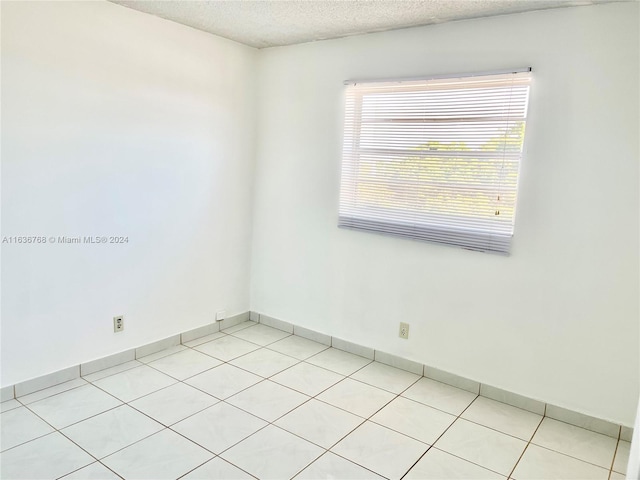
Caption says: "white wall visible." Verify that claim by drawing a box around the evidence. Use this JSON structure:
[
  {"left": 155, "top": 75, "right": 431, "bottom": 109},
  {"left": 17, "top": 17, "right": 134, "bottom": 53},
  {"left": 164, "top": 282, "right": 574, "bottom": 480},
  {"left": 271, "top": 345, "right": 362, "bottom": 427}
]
[
  {"left": 1, "top": 1, "right": 257, "bottom": 385},
  {"left": 250, "top": 3, "right": 639, "bottom": 425}
]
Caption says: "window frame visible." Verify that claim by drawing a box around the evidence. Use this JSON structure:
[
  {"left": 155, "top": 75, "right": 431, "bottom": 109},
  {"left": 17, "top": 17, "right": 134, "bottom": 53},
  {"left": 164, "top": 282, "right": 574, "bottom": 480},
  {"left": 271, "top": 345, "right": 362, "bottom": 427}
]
[{"left": 338, "top": 68, "right": 532, "bottom": 255}]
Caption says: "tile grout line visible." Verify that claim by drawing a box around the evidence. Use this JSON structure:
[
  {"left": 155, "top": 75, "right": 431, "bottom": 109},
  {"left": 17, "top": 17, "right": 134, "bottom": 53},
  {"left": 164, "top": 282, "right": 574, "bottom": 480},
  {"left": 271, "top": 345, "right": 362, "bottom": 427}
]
[
  {"left": 3, "top": 336, "right": 502, "bottom": 480},
  {"left": 4, "top": 325, "right": 621, "bottom": 479},
  {"left": 608, "top": 433, "right": 623, "bottom": 479},
  {"left": 398, "top": 391, "right": 488, "bottom": 479},
  {"left": 1, "top": 331, "right": 467, "bottom": 478},
  {"left": 15, "top": 401, "right": 113, "bottom": 479},
  {"left": 5, "top": 316, "right": 626, "bottom": 440},
  {"left": 159, "top": 340, "right": 406, "bottom": 478},
  {"left": 505, "top": 414, "right": 545, "bottom": 479},
  {"left": 210, "top": 347, "right": 413, "bottom": 478}
]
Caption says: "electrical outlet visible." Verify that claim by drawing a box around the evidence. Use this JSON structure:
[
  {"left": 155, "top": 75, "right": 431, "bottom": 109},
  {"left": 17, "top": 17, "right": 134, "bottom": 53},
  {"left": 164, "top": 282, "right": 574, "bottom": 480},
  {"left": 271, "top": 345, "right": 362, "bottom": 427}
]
[
  {"left": 215, "top": 310, "right": 226, "bottom": 322},
  {"left": 399, "top": 322, "right": 409, "bottom": 339},
  {"left": 113, "top": 315, "right": 124, "bottom": 333}
]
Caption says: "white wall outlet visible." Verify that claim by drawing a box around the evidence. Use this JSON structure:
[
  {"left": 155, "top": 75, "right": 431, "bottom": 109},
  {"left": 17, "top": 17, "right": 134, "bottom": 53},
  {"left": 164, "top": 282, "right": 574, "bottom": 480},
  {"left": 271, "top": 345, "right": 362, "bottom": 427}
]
[
  {"left": 113, "top": 315, "right": 124, "bottom": 333},
  {"left": 215, "top": 310, "right": 226, "bottom": 322},
  {"left": 399, "top": 322, "right": 409, "bottom": 339}
]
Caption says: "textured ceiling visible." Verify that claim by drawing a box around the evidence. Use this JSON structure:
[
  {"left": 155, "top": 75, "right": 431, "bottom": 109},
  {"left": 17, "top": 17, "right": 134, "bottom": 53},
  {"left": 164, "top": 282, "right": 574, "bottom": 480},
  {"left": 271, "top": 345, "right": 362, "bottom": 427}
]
[{"left": 110, "top": 0, "right": 620, "bottom": 48}]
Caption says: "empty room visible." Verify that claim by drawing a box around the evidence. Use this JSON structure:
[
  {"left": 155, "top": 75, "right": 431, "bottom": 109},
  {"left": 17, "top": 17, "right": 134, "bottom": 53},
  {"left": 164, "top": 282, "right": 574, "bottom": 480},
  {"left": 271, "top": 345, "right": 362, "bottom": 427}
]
[{"left": 1, "top": 0, "right": 638, "bottom": 479}]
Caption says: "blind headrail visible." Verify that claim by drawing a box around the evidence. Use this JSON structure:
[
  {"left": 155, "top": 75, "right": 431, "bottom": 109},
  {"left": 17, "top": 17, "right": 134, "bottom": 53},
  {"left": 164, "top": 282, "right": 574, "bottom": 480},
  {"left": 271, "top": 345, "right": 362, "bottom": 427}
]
[{"left": 343, "top": 67, "right": 532, "bottom": 86}]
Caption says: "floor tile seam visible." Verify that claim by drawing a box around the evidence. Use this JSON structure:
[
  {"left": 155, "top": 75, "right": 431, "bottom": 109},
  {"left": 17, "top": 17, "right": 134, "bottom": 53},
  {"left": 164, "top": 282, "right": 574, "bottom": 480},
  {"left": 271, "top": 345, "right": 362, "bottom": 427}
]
[
  {"left": 220, "top": 322, "right": 259, "bottom": 335},
  {"left": 52, "top": 459, "right": 121, "bottom": 480},
  {"left": 94, "top": 424, "right": 215, "bottom": 473},
  {"left": 399, "top": 444, "right": 436, "bottom": 480},
  {"left": 505, "top": 416, "right": 542, "bottom": 479},
  {"left": 304, "top": 353, "right": 374, "bottom": 376},
  {"left": 189, "top": 343, "right": 259, "bottom": 365},
  {"left": 287, "top": 447, "right": 332, "bottom": 480},
  {"left": 138, "top": 346, "right": 192, "bottom": 365},
  {"left": 539, "top": 415, "right": 621, "bottom": 442},
  {"left": 454, "top": 414, "right": 542, "bottom": 443},
  {"left": 397, "top": 391, "right": 480, "bottom": 479},
  {"left": 83, "top": 460, "right": 124, "bottom": 480},
  {"left": 189, "top": 342, "right": 266, "bottom": 367},
  {"left": 56, "top": 421, "right": 164, "bottom": 467},
  {"left": 41, "top": 426, "right": 104, "bottom": 474},
  {"left": 340, "top": 371, "right": 415, "bottom": 399},
  {"left": 120, "top": 377, "right": 219, "bottom": 408},
  {"left": 346, "top": 366, "right": 422, "bottom": 396},
  {"left": 14, "top": 350, "right": 611, "bottom": 479},
  {"left": 267, "top": 366, "right": 347, "bottom": 398},
  {"left": 316, "top": 377, "right": 431, "bottom": 478},
  {"left": 353, "top": 374, "right": 427, "bottom": 433},
  {"left": 425, "top": 392, "right": 479, "bottom": 446},
  {"left": 394, "top": 393, "right": 466, "bottom": 421},
  {"left": 327, "top": 425, "right": 429, "bottom": 480},
  {"left": 170, "top": 345, "right": 285, "bottom": 385},
  {"left": 199, "top": 416, "right": 273, "bottom": 457},
  {"left": 18, "top": 392, "right": 123, "bottom": 437},
  {"left": 159, "top": 387, "right": 270, "bottom": 452},
  {"left": 540, "top": 416, "right": 622, "bottom": 448},
  {"left": 208, "top": 390, "right": 379, "bottom": 466},
  {"left": 0, "top": 430, "right": 56, "bottom": 455},
  {"left": 271, "top": 386, "right": 370, "bottom": 452},
  {"left": 526, "top": 439, "right": 614, "bottom": 472},
  {"left": 13, "top": 379, "right": 90, "bottom": 407},
  {"left": 366, "top": 415, "right": 443, "bottom": 447},
  {"left": 263, "top": 343, "right": 331, "bottom": 362},
  {"left": 223, "top": 386, "right": 312, "bottom": 425},
  {"left": 141, "top": 356, "right": 224, "bottom": 384},
  {"left": 431, "top": 446, "right": 510, "bottom": 478},
  {"left": 12, "top": 384, "right": 479, "bottom": 480},
  {"left": 469, "top": 395, "right": 548, "bottom": 418},
  {"left": 1, "top": 400, "right": 67, "bottom": 454},
  {"left": 237, "top": 360, "right": 306, "bottom": 380},
  {"left": 314, "top": 377, "right": 398, "bottom": 420},
  {"left": 609, "top": 432, "right": 622, "bottom": 474},
  {"left": 248, "top": 350, "right": 310, "bottom": 380},
  {"left": 175, "top": 456, "right": 258, "bottom": 480},
  {"left": 243, "top": 343, "right": 328, "bottom": 368},
  {"left": 9, "top": 366, "right": 432, "bottom": 461},
  {"left": 49, "top": 402, "right": 129, "bottom": 434},
  {"left": 0, "top": 406, "right": 21, "bottom": 415},
  {"left": 295, "top": 358, "right": 354, "bottom": 380},
  {"left": 85, "top": 363, "right": 149, "bottom": 386},
  {"left": 612, "top": 465, "right": 626, "bottom": 475},
  {"left": 260, "top": 422, "right": 330, "bottom": 474},
  {"left": 165, "top": 395, "right": 268, "bottom": 432},
  {"left": 227, "top": 329, "right": 294, "bottom": 348},
  {"left": 507, "top": 429, "right": 537, "bottom": 478},
  {"left": 81, "top": 362, "right": 144, "bottom": 384},
  {"left": 310, "top": 395, "right": 379, "bottom": 421},
  {"left": 324, "top": 449, "right": 393, "bottom": 480},
  {"left": 161, "top": 402, "right": 222, "bottom": 429},
  {"left": 181, "top": 330, "right": 231, "bottom": 348},
  {"left": 349, "top": 415, "right": 432, "bottom": 449},
  {"left": 123, "top": 386, "right": 220, "bottom": 429},
  {"left": 80, "top": 376, "right": 139, "bottom": 406},
  {"left": 398, "top": 390, "right": 480, "bottom": 418},
  {"left": 245, "top": 377, "right": 310, "bottom": 403},
  {"left": 426, "top": 393, "right": 545, "bottom": 443},
  {"left": 286, "top": 413, "right": 367, "bottom": 452},
  {"left": 167, "top": 421, "right": 229, "bottom": 457}
]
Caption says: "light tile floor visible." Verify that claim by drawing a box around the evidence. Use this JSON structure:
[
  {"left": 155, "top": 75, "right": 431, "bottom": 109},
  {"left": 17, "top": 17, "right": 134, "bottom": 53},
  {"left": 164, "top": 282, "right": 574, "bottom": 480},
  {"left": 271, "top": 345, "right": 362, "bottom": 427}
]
[{"left": 0, "top": 321, "right": 631, "bottom": 479}]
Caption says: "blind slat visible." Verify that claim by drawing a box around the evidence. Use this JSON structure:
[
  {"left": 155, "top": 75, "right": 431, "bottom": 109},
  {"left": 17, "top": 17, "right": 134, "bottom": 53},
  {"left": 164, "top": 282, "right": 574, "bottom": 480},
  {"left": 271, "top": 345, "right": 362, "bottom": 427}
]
[{"left": 339, "top": 70, "right": 531, "bottom": 254}]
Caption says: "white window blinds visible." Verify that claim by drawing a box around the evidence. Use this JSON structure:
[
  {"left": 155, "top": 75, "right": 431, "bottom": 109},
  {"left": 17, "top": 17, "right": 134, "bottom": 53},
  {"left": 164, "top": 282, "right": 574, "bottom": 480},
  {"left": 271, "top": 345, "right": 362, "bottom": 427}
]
[{"left": 338, "top": 70, "right": 531, "bottom": 255}]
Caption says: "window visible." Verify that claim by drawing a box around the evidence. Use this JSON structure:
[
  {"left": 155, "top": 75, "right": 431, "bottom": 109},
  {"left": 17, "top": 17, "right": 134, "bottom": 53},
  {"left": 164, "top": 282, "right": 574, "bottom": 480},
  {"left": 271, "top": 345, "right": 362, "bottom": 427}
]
[{"left": 338, "top": 69, "right": 531, "bottom": 255}]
